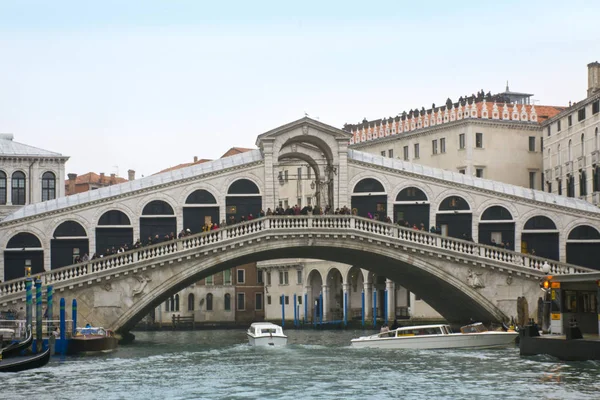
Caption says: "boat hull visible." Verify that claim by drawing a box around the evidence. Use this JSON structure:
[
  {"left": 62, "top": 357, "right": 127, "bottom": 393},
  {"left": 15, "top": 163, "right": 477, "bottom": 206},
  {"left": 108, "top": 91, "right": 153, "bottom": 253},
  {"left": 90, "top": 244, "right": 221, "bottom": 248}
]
[
  {"left": 67, "top": 336, "right": 118, "bottom": 355},
  {"left": 247, "top": 334, "right": 287, "bottom": 347},
  {"left": 351, "top": 332, "right": 517, "bottom": 350},
  {"left": 0, "top": 347, "right": 51, "bottom": 373}
]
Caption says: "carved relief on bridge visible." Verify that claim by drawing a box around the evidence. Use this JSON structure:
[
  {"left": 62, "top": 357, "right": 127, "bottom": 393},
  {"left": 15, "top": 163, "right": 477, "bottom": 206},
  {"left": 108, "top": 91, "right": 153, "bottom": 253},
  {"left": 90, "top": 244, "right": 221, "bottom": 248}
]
[{"left": 467, "top": 269, "right": 485, "bottom": 289}]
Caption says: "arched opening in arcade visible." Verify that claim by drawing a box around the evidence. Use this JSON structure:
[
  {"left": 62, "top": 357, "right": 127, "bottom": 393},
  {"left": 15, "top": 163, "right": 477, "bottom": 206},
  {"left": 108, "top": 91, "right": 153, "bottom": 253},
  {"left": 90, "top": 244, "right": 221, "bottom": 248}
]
[
  {"left": 276, "top": 150, "right": 322, "bottom": 212},
  {"left": 51, "top": 220, "right": 89, "bottom": 269},
  {"left": 95, "top": 210, "right": 133, "bottom": 255},
  {"left": 520, "top": 216, "right": 559, "bottom": 260},
  {"left": 436, "top": 196, "right": 472, "bottom": 239},
  {"left": 351, "top": 178, "right": 387, "bottom": 221},
  {"left": 183, "top": 189, "right": 219, "bottom": 233},
  {"left": 140, "top": 200, "right": 177, "bottom": 241},
  {"left": 306, "top": 269, "right": 323, "bottom": 322},
  {"left": 393, "top": 186, "right": 429, "bottom": 228},
  {"left": 478, "top": 206, "right": 515, "bottom": 250},
  {"left": 226, "top": 179, "right": 261, "bottom": 224},
  {"left": 4, "top": 232, "right": 44, "bottom": 281},
  {"left": 566, "top": 225, "right": 600, "bottom": 270},
  {"left": 347, "top": 266, "right": 365, "bottom": 320},
  {"left": 325, "top": 267, "right": 343, "bottom": 321}
]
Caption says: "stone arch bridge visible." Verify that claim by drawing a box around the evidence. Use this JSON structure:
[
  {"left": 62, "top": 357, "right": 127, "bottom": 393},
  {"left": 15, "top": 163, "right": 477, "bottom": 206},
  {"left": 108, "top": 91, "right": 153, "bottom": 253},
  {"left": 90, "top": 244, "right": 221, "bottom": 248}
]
[{"left": 1, "top": 117, "right": 599, "bottom": 333}]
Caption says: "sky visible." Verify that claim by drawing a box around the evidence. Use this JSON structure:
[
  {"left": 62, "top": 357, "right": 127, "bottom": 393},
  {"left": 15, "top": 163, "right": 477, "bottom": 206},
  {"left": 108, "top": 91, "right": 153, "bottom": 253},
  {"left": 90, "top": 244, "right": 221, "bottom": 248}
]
[{"left": 1, "top": 0, "right": 599, "bottom": 178}]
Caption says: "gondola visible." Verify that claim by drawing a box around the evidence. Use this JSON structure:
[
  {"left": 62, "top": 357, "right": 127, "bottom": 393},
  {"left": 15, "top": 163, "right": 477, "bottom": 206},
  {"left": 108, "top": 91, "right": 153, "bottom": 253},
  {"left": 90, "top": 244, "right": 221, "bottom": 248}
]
[
  {"left": 0, "top": 328, "right": 32, "bottom": 358},
  {"left": 0, "top": 347, "right": 51, "bottom": 373}
]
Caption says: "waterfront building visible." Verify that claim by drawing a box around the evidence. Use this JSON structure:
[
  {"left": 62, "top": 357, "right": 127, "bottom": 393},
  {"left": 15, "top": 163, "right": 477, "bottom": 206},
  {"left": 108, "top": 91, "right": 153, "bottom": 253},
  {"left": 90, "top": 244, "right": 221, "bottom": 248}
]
[
  {"left": 65, "top": 171, "right": 130, "bottom": 196},
  {"left": 0, "top": 133, "right": 68, "bottom": 219},
  {"left": 346, "top": 90, "right": 564, "bottom": 190}
]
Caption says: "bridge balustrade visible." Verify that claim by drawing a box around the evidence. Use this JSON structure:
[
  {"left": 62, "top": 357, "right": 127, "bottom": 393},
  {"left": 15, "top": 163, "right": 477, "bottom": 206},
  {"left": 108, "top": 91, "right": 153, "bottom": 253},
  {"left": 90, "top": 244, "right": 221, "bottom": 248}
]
[{"left": 0, "top": 215, "right": 593, "bottom": 299}]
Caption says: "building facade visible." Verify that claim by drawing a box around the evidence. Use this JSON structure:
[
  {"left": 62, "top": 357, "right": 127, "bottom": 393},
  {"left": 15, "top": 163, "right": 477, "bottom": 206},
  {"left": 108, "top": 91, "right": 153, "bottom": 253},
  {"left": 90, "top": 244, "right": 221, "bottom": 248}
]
[
  {"left": 346, "top": 93, "right": 564, "bottom": 189},
  {"left": 0, "top": 134, "right": 68, "bottom": 219},
  {"left": 65, "top": 171, "right": 130, "bottom": 196}
]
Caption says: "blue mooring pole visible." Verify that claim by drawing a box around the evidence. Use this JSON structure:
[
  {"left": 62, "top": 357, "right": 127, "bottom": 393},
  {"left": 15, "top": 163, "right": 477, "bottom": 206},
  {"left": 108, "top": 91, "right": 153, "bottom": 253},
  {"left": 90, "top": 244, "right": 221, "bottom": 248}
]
[
  {"left": 72, "top": 298, "right": 78, "bottom": 335},
  {"left": 281, "top": 294, "right": 285, "bottom": 328},
  {"left": 373, "top": 290, "right": 377, "bottom": 328},
  {"left": 344, "top": 291, "right": 348, "bottom": 327},
  {"left": 293, "top": 294, "right": 297, "bottom": 327},
  {"left": 304, "top": 293, "right": 308, "bottom": 324},
  {"left": 384, "top": 289, "right": 388, "bottom": 328},
  {"left": 361, "top": 291, "right": 365, "bottom": 328},
  {"left": 59, "top": 298, "right": 66, "bottom": 356},
  {"left": 25, "top": 277, "right": 33, "bottom": 331},
  {"left": 47, "top": 285, "right": 53, "bottom": 332},
  {"left": 35, "top": 278, "right": 42, "bottom": 353},
  {"left": 319, "top": 292, "right": 323, "bottom": 325}
]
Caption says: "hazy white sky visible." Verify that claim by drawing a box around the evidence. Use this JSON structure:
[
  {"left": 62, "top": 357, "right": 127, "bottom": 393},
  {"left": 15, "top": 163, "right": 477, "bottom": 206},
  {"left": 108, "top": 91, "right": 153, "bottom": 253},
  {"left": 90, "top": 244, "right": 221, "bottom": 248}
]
[{"left": 1, "top": 0, "right": 599, "bottom": 178}]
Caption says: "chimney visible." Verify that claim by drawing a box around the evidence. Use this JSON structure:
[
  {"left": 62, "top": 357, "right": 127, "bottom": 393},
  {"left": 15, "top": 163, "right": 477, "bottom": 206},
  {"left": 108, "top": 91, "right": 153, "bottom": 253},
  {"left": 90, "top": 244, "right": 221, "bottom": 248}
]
[
  {"left": 99, "top": 172, "right": 105, "bottom": 184},
  {"left": 127, "top": 169, "right": 135, "bottom": 181},
  {"left": 67, "top": 173, "right": 77, "bottom": 195},
  {"left": 193, "top": 156, "right": 198, "bottom": 163},
  {"left": 110, "top": 173, "right": 116, "bottom": 184},
  {"left": 588, "top": 61, "right": 600, "bottom": 97}
]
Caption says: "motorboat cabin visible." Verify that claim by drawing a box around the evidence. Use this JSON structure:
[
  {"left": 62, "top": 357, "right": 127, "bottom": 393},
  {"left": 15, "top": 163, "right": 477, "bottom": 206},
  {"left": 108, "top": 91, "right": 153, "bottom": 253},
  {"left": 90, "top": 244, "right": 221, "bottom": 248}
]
[{"left": 247, "top": 322, "right": 287, "bottom": 346}]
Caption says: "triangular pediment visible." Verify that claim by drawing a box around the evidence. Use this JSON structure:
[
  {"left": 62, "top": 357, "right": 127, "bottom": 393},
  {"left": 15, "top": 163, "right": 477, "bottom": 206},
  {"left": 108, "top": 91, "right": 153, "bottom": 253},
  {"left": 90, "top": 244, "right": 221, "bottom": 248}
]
[{"left": 255, "top": 117, "right": 351, "bottom": 148}]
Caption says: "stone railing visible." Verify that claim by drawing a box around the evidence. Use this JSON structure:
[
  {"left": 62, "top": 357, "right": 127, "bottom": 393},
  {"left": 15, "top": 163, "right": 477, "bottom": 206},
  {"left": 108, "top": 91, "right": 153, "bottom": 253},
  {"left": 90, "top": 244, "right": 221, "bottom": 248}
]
[{"left": 0, "top": 215, "right": 593, "bottom": 299}]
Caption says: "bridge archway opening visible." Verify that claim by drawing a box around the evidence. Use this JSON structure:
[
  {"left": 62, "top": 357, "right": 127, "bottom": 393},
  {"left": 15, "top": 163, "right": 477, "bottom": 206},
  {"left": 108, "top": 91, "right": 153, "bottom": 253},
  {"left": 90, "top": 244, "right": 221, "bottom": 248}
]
[
  {"left": 566, "top": 225, "right": 600, "bottom": 269},
  {"left": 226, "top": 179, "right": 262, "bottom": 224},
  {"left": 51, "top": 221, "right": 89, "bottom": 270},
  {"left": 96, "top": 210, "right": 133, "bottom": 254},
  {"left": 346, "top": 266, "right": 364, "bottom": 320},
  {"left": 140, "top": 200, "right": 177, "bottom": 242},
  {"left": 277, "top": 151, "right": 321, "bottom": 209},
  {"left": 307, "top": 269, "right": 323, "bottom": 321},
  {"left": 325, "top": 268, "right": 343, "bottom": 321},
  {"left": 521, "top": 216, "right": 559, "bottom": 260},
  {"left": 436, "top": 196, "right": 472, "bottom": 239},
  {"left": 351, "top": 178, "right": 387, "bottom": 220},
  {"left": 394, "top": 187, "right": 429, "bottom": 228},
  {"left": 478, "top": 206, "right": 515, "bottom": 250},
  {"left": 4, "top": 232, "right": 43, "bottom": 281},
  {"left": 183, "top": 189, "right": 219, "bottom": 234}
]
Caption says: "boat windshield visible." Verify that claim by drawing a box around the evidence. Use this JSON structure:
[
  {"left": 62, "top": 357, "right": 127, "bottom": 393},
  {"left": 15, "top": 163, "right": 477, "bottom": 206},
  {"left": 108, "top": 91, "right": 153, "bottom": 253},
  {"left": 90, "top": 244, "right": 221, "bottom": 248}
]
[
  {"left": 460, "top": 323, "right": 488, "bottom": 334},
  {"left": 260, "top": 328, "right": 278, "bottom": 334},
  {"left": 76, "top": 327, "right": 106, "bottom": 336},
  {"left": 386, "top": 326, "right": 443, "bottom": 338}
]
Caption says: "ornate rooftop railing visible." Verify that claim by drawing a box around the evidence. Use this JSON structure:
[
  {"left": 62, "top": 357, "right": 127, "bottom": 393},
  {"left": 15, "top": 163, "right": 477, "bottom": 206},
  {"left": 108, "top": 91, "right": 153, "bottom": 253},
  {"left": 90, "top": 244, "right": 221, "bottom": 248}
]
[{"left": 0, "top": 215, "right": 593, "bottom": 300}]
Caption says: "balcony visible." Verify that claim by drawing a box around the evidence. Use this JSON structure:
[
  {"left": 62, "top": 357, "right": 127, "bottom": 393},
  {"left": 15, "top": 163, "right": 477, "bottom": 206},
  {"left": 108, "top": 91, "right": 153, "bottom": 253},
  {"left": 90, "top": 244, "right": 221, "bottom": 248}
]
[
  {"left": 545, "top": 169, "right": 552, "bottom": 182},
  {"left": 554, "top": 165, "right": 562, "bottom": 178},
  {"left": 577, "top": 155, "right": 585, "bottom": 171},
  {"left": 593, "top": 192, "right": 600, "bottom": 206},
  {"left": 592, "top": 150, "right": 600, "bottom": 166},
  {"left": 565, "top": 160, "right": 573, "bottom": 176}
]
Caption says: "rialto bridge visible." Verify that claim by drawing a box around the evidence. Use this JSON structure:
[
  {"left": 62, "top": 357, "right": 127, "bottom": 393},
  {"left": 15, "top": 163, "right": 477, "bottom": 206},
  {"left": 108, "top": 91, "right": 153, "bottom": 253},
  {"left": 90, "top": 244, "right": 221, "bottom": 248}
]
[{"left": 0, "top": 117, "right": 599, "bottom": 333}]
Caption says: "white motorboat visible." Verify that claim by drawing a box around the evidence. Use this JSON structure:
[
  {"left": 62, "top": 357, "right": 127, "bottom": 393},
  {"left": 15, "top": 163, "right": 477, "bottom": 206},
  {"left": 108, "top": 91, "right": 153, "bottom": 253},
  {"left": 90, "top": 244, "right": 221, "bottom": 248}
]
[
  {"left": 350, "top": 322, "right": 517, "bottom": 350},
  {"left": 247, "top": 322, "right": 287, "bottom": 346}
]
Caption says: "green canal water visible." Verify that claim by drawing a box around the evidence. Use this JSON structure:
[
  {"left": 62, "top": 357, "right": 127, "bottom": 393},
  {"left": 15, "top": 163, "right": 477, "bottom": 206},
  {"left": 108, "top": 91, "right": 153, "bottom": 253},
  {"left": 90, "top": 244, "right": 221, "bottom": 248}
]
[{"left": 2, "top": 330, "right": 599, "bottom": 399}]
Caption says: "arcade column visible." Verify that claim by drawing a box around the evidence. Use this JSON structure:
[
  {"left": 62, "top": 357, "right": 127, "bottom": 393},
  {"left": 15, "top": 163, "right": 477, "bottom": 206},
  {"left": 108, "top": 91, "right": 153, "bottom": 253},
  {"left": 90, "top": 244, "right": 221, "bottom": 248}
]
[
  {"left": 363, "top": 282, "right": 373, "bottom": 320},
  {"left": 386, "top": 279, "right": 395, "bottom": 323}
]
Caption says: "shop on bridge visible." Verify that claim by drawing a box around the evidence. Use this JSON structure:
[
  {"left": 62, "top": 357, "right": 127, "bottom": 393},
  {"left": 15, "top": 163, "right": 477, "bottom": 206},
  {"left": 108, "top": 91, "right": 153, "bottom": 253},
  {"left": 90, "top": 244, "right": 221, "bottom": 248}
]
[
  {"left": 520, "top": 216, "right": 559, "bottom": 260},
  {"left": 50, "top": 220, "right": 89, "bottom": 269},
  {"left": 351, "top": 178, "right": 387, "bottom": 221},
  {"left": 4, "top": 232, "right": 44, "bottom": 281},
  {"left": 95, "top": 210, "right": 134, "bottom": 254},
  {"left": 183, "top": 189, "right": 219, "bottom": 233},
  {"left": 477, "top": 206, "right": 515, "bottom": 250},
  {"left": 435, "top": 196, "right": 472, "bottom": 240},
  {"left": 140, "top": 200, "right": 177, "bottom": 241},
  {"left": 566, "top": 225, "right": 600, "bottom": 270},
  {"left": 226, "top": 179, "right": 262, "bottom": 223},
  {"left": 393, "top": 187, "right": 429, "bottom": 228}
]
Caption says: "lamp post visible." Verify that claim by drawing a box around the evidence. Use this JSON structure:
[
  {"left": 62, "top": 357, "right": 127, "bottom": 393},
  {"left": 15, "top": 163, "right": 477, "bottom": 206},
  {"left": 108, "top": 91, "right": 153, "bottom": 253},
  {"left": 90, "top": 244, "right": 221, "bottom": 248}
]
[
  {"left": 24, "top": 259, "right": 32, "bottom": 277},
  {"left": 541, "top": 261, "right": 551, "bottom": 333}
]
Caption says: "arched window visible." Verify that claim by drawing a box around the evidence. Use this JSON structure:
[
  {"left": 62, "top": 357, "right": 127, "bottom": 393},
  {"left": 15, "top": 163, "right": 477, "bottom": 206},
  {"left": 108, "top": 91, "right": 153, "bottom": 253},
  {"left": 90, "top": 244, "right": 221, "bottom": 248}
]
[
  {"left": 186, "top": 189, "right": 217, "bottom": 204},
  {"left": 481, "top": 206, "right": 513, "bottom": 220},
  {"left": 0, "top": 171, "right": 6, "bottom": 205},
  {"left": 11, "top": 171, "right": 26, "bottom": 205},
  {"left": 174, "top": 294, "right": 180, "bottom": 312},
  {"left": 396, "top": 187, "right": 427, "bottom": 201},
  {"left": 224, "top": 293, "right": 231, "bottom": 311},
  {"left": 206, "top": 293, "right": 213, "bottom": 311},
  {"left": 142, "top": 200, "right": 174, "bottom": 215},
  {"left": 42, "top": 171, "right": 56, "bottom": 201},
  {"left": 557, "top": 144, "right": 561, "bottom": 165},
  {"left": 353, "top": 178, "right": 385, "bottom": 193},
  {"left": 581, "top": 133, "right": 585, "bottom": 158},
  {"left": 227, "top": 179, "right": 260, "bottom": 194},
  {"left": 438, "top": 196, "right": 470, "bottom": 211},
  {"left": 547, "top": 148, "right": 551, "bottom": 168},
  {"left": 568, "top": 139, "right": 572, "bottom": 161},
  {"left": 595, "top": 127, "right": 599, "bottom": 151},
  {"left": 188, "top": 293, "right": 195, "bottom": 311},
  {"left": 524, "top": 216, "right": 557, "bottom": 230},
  {"left": 568, "top": 225, "right": 600, "bottom": 240}
]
